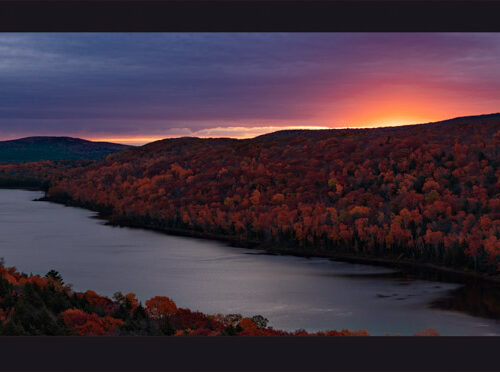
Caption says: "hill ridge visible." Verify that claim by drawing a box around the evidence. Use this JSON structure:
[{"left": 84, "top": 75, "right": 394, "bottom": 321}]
[
  {"left": 0, "top": 136, "right": 131, "bottom": 163},
  {"left": 255, "top": 112, "right": 500, "bottom": 140}
]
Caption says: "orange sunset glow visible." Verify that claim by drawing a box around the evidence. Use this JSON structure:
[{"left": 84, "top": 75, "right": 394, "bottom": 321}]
[
  {"left": 87, "top": 90, "right": 491, "bottom": 145},
  {"left": 2, "top": 33, "right": 500, "bottom": 145}
]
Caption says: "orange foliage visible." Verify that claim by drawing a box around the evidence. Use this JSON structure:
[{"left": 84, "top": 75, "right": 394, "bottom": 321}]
[
  {"left": 61, "top": 308, "right": 124, "bottom": 336},
  {"left": 0, "top": 263, "right": 444, "bottom": 337},
  {"left": 413, "top": 328, "right": 441, "bottom": 336},
  {"left": 238, "top": 317, "right": 258, "bottom": 332},
  {"left": 145, "top": 296, "right": 178, "bottom": 320},
  {"left": 124, "top": 293, "right": 139, "bottom": 311},
  {"left": 84, "top": 290, "right": 117, "bottom": 315}
]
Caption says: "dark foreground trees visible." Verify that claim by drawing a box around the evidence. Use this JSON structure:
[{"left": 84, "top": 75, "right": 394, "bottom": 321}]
[{"left": 0, "top": 263, "right": 438, "bottom": 336}]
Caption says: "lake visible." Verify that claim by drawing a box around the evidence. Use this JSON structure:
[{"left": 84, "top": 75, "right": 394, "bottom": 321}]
[{"left": 0, "top": 189, "right": 498, "bottom": 335}]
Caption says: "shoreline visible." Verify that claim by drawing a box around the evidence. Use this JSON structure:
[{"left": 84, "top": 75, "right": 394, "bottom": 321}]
[{"left": 31, "top": 192, "right": 500, "bottom": 286}]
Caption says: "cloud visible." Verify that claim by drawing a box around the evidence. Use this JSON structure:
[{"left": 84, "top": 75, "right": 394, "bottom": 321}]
[{"left": 1, "top": 33, "right": 500, "bottom": 139}]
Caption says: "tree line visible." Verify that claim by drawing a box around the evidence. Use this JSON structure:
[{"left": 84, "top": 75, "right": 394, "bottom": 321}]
[{"left": 1, "top": 261, "right": 440, "bottom": 336}]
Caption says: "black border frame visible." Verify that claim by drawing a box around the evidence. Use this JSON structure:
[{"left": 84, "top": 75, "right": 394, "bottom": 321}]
[
  {"left": 0, "top": 1, "right": 500, "bottom": 371},
  {"left": 0, "top": 336, "right": 499, "bottom": 371},
  {"left": 0, "top": 1, "right": 500, "bottom": 32}
]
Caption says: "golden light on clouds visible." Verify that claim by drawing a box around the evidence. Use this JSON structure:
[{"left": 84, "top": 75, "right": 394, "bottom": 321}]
[
  {"left": 90, "top": 125, "right": 331, "bottom": 145},
  {"left": 326, "top": 86, "right": 474, "bottom": 129},
  {"left": 87, "top": 87, "right": 494, "bottom": 145}
]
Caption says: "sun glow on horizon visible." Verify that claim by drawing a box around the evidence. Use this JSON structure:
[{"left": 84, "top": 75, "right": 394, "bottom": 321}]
[
  {"left": 79, "top": 94, "right": 492, "bottom": 146},
  {"left": 0, "top": 110, "right": 486, "bottom": 146},
  {"left": 348, "top": 116, "right": 435, "bottom": 128},
  {"left": 88, "top": 118, "right": 441, "bottom": 146},
  {"left": 322, "top": 86, "right": 469, "bottom": 129},
  {"left": 89, "top": 125, "right": 332, "bottom": 145}
]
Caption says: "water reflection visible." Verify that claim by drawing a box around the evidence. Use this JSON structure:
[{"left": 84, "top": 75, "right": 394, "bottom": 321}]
[
  {"left": 431, "top": 284, "right": 500, "bottom": 320},
  {"left": 318, "top": 268, "right": 500, "bottom": 319}
]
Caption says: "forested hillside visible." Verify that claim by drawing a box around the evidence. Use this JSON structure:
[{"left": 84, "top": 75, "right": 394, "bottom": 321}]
[
  {"left": 0, "top": 114, "right": 499, "bottom": 275},
  {"left": 0, "top": 137, "right": 131, "bottom": 163}
]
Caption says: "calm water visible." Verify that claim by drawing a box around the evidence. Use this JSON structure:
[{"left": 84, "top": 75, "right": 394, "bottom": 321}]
[{"left": 0, "top": 189, "right": 499, "bottom": 336}]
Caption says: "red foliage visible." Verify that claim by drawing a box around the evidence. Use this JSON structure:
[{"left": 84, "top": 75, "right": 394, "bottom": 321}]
[
  {"left": 413, "top": 328, "right": 441, "bottom": 336},
  {"left": 170, "top": 308, "right": 224, "bottom": 331},
  {"left": 124, "top": 293, "right": 139, "bottom": 312},
  {"left": 0, "top": 262, "right": 445, "bottom": 337},
  {"left": 60, "top": 308, "right": 124, "bottom": 336},
  {"left": 145, "top": 296, "right": 178, "bottom": 320},
  {"left": 239, "top": 317, "right": 259, "bottom": 332},
  {"left": 83, "top": 290, "right": 117, "bottom": 315}
]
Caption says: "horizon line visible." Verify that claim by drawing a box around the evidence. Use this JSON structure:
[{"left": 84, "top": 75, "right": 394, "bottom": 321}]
[
  {"left": 2, "top": 112, "right": 499, "bottom": 146},
  {"left": 79, "top": 112, "right": 500, "bottom": 145}
]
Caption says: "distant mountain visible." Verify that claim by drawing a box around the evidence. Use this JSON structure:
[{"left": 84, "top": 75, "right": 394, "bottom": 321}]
[{"left": 0, "top": 136, "right": 132, "bottom": 163}]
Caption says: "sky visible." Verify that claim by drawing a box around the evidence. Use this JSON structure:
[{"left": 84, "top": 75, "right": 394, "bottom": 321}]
[{"left": 1, "top": 33, "right": 500, "bottom": 145}]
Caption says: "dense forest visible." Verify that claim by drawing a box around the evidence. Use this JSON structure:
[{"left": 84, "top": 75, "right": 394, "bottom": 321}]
[
  {"left": 0, "top": 114, "right": 499, "bottom": 275},
  {"left": 0, "top": 261, "right": 441, "bottom": 336},
  {"left": 0, "top": 137, "right": 131, "bottom": 163}
]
